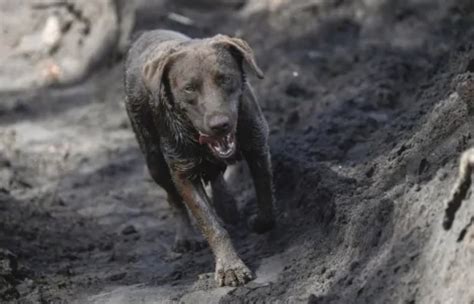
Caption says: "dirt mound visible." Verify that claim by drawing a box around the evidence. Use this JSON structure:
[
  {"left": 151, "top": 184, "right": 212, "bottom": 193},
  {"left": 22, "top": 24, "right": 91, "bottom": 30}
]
[
  {"left": 0, "top": 0, "right": 134, "bottom": 91},
  {"left": 0, "top": 0, "right": 473, "bottom": 303}
]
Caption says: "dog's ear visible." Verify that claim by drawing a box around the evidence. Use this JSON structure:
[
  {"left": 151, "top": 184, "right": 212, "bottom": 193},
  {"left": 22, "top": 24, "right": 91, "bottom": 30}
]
[
  {"left": 142, "top": 48, "right": 183, "bottom": 97},
  {"left": 211, "top": 35, "right": 264, "bottom": 79}
]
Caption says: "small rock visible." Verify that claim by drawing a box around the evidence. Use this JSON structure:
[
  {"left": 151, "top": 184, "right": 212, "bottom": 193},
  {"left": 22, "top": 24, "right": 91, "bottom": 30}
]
[{"left": 121, "top": 225, "right": 137, "bottom": 235}]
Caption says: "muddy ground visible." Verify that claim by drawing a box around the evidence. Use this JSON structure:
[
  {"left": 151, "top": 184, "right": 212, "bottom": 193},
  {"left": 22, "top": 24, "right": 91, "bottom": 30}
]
[{"left": 0, "top": 0, "right": 473, "bottom": 303}]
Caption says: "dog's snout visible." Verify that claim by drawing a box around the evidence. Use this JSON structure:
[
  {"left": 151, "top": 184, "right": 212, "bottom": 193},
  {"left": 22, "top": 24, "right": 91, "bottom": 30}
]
[{"left": 208, "top": 114, "right": 231, "bottom": 134}]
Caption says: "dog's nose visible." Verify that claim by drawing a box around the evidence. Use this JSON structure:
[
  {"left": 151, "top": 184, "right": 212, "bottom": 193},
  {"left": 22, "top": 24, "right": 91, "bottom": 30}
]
[{"left": 208, "top": 114, "right": 231, "bottom": 134}]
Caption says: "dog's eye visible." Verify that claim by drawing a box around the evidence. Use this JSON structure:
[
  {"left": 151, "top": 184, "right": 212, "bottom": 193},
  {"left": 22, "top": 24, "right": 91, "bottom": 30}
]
[{"left": 183, "top": 84, "right": 196, "bottom": 94}]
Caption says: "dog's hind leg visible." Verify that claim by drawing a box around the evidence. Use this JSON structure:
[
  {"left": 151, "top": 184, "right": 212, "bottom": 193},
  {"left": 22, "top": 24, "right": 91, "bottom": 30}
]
[
  {"left": 245, "top": 148, "right": 275, "bottom": 233},
  {"left": 165, "top": 187, "right": 206, "bottom": 252},
  {"left": 238, "top": 84, "right": 275, "bottom": 233},
  {"left": 147, "top": 156, "right": 206, "bottom": 253},
  {"left": 125, "top": 102, "right": 204, "bottom": 252},
  {"left": 211, "top": 173, "right": 239, "bottom": 225}
]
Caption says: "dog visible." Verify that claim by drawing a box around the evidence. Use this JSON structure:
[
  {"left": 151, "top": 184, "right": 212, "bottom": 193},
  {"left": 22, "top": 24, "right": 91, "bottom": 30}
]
[{"left": 124, "top": 29, "right": 275, "bottom": 287}]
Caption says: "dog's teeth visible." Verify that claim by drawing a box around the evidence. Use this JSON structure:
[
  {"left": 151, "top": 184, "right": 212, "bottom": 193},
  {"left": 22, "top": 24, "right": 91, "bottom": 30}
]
[{"left": 208, "top": 134, "right": 235, "bottom": 158}]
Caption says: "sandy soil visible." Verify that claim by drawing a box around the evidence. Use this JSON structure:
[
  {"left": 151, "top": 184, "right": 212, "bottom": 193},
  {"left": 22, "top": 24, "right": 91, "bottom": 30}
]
[{"left": 0, "top": 0, "right": 473, "bottom": 303}]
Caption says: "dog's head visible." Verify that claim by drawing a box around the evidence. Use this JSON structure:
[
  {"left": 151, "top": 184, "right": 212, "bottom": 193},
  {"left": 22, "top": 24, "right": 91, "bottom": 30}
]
[{"left": 142, "top": 34, "right": 263, "bottom": 160}]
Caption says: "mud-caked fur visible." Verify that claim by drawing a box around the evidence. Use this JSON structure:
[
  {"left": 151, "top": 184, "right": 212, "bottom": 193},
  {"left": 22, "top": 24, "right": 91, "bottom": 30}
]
[{"left": 124, "top": 29, "right": 275, "bottom": 287}]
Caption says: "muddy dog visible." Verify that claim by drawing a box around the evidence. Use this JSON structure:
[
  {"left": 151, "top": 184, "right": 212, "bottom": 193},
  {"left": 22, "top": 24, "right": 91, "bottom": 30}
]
[{"left": 124, "top": 30, "right": 275, "bottom": 287}]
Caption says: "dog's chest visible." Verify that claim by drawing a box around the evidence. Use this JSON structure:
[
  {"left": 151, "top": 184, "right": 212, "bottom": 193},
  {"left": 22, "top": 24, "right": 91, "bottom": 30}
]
[
  {"left": 161, "top": 137, "right": 241, "bottom": 181},
  {"left": 200, "top": 150, "right": 242, "bottom": 182}
]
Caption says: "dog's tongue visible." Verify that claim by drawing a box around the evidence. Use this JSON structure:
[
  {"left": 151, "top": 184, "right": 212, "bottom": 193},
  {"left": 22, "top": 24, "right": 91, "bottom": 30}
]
[{"left": 198, "top": 134, "right": 217, "bottom": 145}]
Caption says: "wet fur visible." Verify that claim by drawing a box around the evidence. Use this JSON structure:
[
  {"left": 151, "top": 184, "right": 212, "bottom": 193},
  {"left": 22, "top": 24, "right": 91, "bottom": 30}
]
[{"left": 123, "top": 29, "right": 275, "bottom": 287}]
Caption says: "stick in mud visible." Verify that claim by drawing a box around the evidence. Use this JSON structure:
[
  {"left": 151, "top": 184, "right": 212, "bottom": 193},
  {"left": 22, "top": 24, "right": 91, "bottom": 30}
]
[{"left": 443, "top": 148, "right": 474, "bottom": 230}]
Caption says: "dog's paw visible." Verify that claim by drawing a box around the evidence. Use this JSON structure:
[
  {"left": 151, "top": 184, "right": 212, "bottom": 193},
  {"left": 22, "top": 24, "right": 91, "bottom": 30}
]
[
  {"left": 215, "top": 260, "right": 254, "bottom": 287},
  {"left": 248, "top": 214, "right": 275, "bottom": 234},
  {"left": 172, "top": 237, "right": 207, "bottom": 253}
]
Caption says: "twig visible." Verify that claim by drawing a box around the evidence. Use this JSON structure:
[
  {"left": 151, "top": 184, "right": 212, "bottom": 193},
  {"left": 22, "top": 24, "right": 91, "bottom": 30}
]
[{"left": 167, "top": 13, "right": 194, "bottom": 26}]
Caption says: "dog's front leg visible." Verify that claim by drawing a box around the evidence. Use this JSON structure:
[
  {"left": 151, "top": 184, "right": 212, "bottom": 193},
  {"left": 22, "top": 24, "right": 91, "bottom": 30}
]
[
  {"left": 244, "top": 146, "right": 275, "bottom": 233},
  {"left": 172, "top": 173, "right": 253, "bottom": 286}
]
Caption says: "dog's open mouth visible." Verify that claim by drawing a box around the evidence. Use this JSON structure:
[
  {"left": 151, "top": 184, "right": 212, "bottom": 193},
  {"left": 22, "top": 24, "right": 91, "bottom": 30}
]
[{"left": 198, "top": 132, "right": 236, "bottom": 159}]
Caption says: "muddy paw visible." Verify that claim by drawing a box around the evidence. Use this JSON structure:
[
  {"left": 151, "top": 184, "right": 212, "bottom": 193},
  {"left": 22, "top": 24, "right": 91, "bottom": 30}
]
[
  {"left": 215, "top": 261, "right": 254, "bottom": 287},
  {"left": 172, "top": 237, "right": 207, "bottom": 253},
  {"left": 248, "top": 214, "right": 275, "bottom": 234}
]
